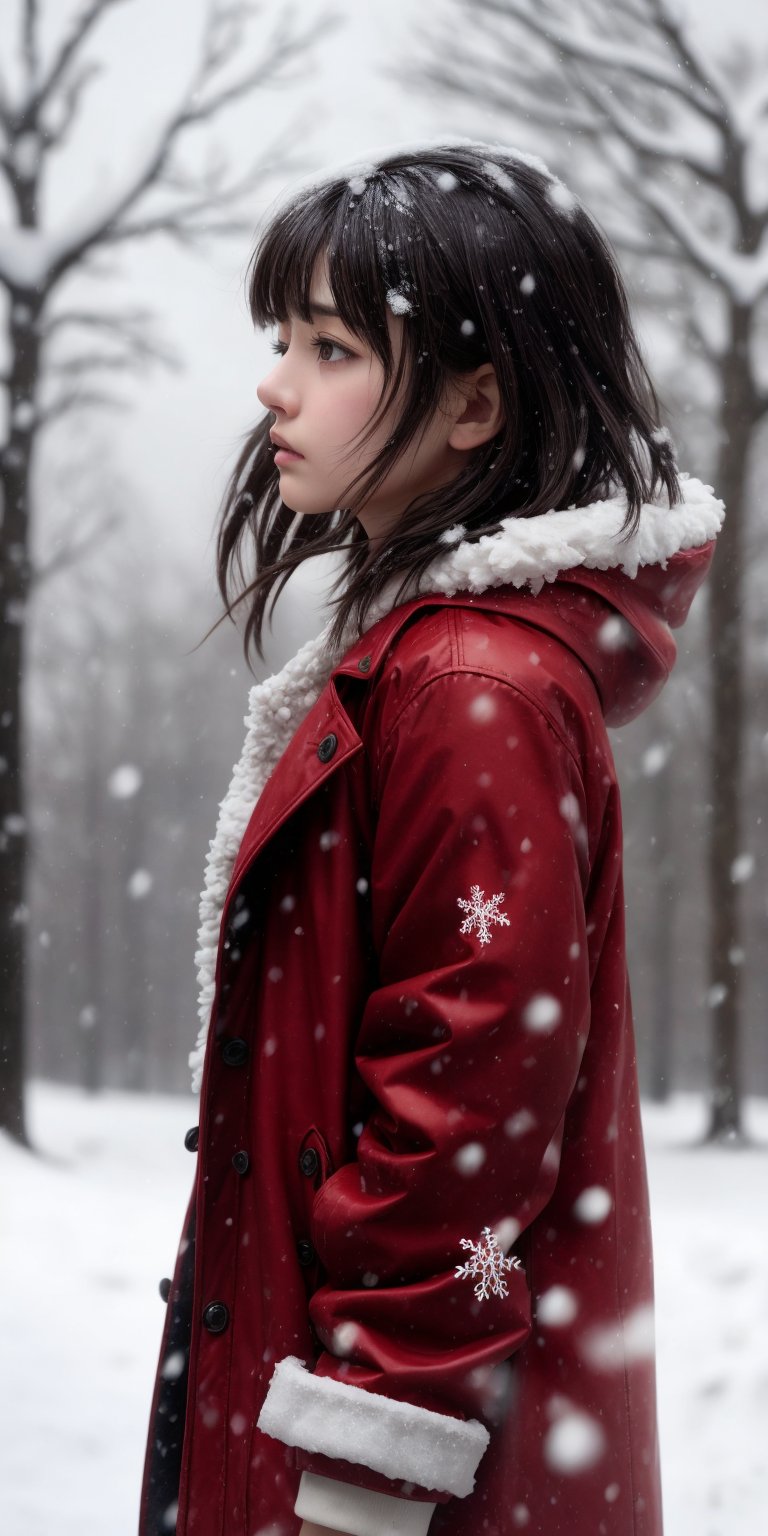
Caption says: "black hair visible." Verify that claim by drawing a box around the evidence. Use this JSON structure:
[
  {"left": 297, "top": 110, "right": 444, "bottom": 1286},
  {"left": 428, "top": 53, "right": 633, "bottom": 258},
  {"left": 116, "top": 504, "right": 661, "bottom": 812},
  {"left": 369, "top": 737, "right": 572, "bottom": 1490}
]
[{"left": 210, "top": 140, "right": 680, "bottom": 663}]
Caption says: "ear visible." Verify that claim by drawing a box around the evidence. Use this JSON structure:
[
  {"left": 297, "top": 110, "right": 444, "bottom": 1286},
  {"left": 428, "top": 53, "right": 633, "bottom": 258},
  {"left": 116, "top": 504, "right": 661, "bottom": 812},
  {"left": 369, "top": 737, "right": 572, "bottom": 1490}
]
[{"left": 447, "top": 365, "right": 504, "bottom": 453}]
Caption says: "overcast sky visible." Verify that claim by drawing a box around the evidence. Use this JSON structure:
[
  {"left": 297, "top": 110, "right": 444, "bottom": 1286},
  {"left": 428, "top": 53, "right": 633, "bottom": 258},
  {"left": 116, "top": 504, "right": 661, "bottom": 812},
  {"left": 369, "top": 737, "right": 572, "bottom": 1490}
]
[{"left": 2, "top": 0, "right": 764, "bottom": 664}]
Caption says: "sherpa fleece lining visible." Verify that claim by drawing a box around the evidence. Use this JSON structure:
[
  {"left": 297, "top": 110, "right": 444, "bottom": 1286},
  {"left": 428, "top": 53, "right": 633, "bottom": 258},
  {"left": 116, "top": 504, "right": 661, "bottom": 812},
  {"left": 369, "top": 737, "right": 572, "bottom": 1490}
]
[
  {"left": 190, "top": 473, "right": 725, "bottom": 1092},
  {"left": 256, "top": 1354, "right": 490, "bottom": 1497}
]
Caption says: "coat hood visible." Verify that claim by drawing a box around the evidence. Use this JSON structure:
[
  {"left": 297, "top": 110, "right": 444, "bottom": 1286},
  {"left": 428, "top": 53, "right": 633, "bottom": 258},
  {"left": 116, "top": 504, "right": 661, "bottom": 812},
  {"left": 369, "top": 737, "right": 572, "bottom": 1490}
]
[
  {"left": 190, "top": 471, "right": 723, "bottom": 1091},
  {"left": 343, "top": 468, "right": 722, "bottom": 729}
]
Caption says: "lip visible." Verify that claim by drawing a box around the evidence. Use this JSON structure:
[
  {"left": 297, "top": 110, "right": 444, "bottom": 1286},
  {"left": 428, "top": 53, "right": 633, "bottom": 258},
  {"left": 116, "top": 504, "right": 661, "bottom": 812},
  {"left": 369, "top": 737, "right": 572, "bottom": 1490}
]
[{"left": 269, "top": 431, "right": 304, "bottom": 458}]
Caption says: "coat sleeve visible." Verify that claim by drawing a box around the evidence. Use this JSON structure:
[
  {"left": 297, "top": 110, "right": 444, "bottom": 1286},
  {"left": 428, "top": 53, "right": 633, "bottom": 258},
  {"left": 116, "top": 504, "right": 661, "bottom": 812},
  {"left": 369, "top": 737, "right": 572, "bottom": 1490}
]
[{"left": 256, "top": 667, "right": 593, "bottom": 1533}]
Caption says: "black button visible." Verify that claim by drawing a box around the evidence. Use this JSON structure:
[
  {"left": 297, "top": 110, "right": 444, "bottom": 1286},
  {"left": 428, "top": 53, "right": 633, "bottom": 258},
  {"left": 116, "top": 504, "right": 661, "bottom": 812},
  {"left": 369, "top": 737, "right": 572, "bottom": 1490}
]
[
  {"left": 184, "top": 1125, "right": 199, "bottom": 1152},
  {"left": 232, "top": 1150, "right": 250, "bottom": 1175},
  {"left": 299, "top": 1147, "right": 319, "bottom": 1178},
  {"left": 221, "top": 1036, "right": 249, "bottom": 1067},
  {"left": 296, "top": 1238, "right": 316, "bottom": 1267},
  {"left": 202, "top": 1300, "right": 230, "bottom": 1333},
  {"left": 357, "top": 655, "right": 372, "bottom": 672},
  {"left": 317, "top": 733, "right": 338, "bottom": 763},
  {"left": 159, "top": 1276, "right": 172, "bottom": 1303}
]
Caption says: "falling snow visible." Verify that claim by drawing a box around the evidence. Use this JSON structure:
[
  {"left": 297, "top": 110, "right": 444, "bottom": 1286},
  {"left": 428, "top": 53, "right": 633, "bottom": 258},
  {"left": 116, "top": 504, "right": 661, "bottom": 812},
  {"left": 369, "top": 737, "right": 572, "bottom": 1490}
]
[
  {"left": 522, "top": 993, "right": 562, "bottom": 1033},
  {"left": 536, "top": 1285, "right": 579, "bottom": 1327},
  {"left": 468, "top": 692, "right": 496, "bottom": 722},
  {"left": 453, "top": 1140, "right": 487, "bottom": 1175},
  {"left": 127, "top": 869, "right": 153, "bottom": 900},
  {"left": 457, "top": 884, "right": 510, "bottom": 945},
  {"left": 455, "top": 1225, "right": 524, "bottom": 1301},
  {"left": 730, "top": 853, "right": 755, "bottom": 884},
  {"left": 573, "top": 1185, "right": 613, "bottom": 1224},
  {"left": 543, "top": 1403, "right": 606, "bottom": 1472},
  {"left": 108, "top": 764, "right": 142, "bottom": 799}
]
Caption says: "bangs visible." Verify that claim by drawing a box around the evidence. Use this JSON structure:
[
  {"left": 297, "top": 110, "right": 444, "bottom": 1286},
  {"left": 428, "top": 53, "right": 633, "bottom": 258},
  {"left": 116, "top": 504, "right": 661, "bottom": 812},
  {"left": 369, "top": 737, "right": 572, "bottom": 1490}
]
[{"left": 246, "top": 172, "right": 426, "bottom": 366}]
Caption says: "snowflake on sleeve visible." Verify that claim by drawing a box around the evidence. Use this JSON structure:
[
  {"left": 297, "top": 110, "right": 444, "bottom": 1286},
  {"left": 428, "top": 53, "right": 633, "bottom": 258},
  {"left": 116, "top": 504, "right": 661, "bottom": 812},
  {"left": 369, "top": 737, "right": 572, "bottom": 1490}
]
[
  {"left": 455, "top": 1225, "right": 524, "bottom": 1301},
  {"left": 457, "top": 884, "right": 510, "bottom": 945}
]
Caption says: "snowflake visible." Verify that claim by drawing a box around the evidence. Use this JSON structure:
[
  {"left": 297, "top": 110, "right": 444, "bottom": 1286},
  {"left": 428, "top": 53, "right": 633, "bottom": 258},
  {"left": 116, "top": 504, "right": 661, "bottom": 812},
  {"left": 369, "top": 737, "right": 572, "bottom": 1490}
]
[
  {"left": 455, "top": 1225, "right": 524, "bottom": 1301},
  {"left": 457, "top": 884, "right": 510, "bottom": 945}
]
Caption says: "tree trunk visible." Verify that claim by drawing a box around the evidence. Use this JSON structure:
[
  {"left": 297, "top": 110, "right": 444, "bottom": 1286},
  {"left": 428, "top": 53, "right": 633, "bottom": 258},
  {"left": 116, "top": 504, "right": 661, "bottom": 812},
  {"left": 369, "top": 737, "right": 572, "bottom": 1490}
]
[
  {"left": 0, "top": 292, "right": 42, "bottom": 1147},
  {"left": 704, "top": 302, "right": 754, "bottom": 1145},
  {"left": 81, "top": 651, "right": 107, "bottom": 1094},
  {"left": 0, "top": 555, "right": 30, "bottom": 1144},
  {"left": 648, "top": 756, "right": 674, "bottom": 1103}
]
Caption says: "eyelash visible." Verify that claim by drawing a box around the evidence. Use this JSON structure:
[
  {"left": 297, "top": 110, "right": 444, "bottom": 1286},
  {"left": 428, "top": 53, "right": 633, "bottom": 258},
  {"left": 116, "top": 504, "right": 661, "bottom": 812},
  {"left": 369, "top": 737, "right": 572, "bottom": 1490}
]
[{"left": 269, "top": 336, "right": 353, "bottom": 365}]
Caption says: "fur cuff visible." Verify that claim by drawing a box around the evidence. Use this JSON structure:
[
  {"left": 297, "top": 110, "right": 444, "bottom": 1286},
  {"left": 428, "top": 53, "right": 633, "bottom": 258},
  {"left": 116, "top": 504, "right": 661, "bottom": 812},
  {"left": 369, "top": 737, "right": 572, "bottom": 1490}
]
[{"left": 256, "top": 1355, "right": 490, "bottom": 1498}]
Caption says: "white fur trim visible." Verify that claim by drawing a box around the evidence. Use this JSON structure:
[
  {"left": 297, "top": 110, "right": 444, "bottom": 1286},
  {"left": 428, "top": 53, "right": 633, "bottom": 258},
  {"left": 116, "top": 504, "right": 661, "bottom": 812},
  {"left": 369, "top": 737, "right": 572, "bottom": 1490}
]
[
  {"left": 189, "top": 473, "right": 723, "bottom": 1092},
  {"left": 257, "top": 1354, "right": 489, "bottom": 1498}
]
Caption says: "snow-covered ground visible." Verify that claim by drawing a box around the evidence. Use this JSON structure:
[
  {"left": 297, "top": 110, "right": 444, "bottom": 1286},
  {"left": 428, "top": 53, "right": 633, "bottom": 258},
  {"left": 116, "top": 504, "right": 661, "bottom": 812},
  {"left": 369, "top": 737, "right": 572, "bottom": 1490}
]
[{"left": 1, "top": 1081, "right": 766, "bottom": 1535}]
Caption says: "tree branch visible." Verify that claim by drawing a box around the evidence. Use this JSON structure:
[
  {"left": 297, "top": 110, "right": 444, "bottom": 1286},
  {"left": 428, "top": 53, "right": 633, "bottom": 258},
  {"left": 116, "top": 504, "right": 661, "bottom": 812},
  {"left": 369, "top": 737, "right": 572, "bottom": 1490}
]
[
  {"left": 31, "top": 508, "right": 121, "bottom": 587},
  {"left": 40, "top": 58, "right": 105, "bottom": 151},
  {"left": 22, "top": 0, "right": 131, "bottom": 124},
  {"left": 46, "top": 335, "right": 182, "bottom": 377},
  {"left": 639, "top": 178, "right": 768, "bottom": 304},
  {"left": 471, "top": 0, "right": 724, "bottom": 122},
  {"left": 569, "top": 63, "right": 723, "bottom": 186},
  {"left": 40, "top": 8, "right": 338, "bottom": 286},
  {"left": 646, "top": 0, "right": 731, "bottom": 122},
  {"left": 32, "top": 386, "right": 132, "bottom": 432},
  {"left": 413, "top": 58, "right": 597, "bottom": 131}
]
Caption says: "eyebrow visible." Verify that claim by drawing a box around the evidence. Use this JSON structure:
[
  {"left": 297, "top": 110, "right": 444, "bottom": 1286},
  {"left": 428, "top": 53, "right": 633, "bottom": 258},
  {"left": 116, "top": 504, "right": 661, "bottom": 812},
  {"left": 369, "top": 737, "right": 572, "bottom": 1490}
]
[{"left": 308, "top": 301, "right": 341, "bottom": 319}]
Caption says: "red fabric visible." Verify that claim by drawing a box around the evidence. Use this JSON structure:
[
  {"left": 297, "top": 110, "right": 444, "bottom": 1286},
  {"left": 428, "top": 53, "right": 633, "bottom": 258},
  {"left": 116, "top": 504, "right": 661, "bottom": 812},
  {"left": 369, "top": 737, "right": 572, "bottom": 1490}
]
[{"left": 140, "top": 544, "right": 714, "bottom": 1536}]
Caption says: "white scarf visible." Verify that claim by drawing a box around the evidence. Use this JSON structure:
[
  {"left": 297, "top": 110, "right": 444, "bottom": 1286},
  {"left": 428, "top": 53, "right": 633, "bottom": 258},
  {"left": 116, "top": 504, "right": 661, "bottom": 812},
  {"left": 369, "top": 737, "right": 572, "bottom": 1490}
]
[{"left": 189, "top": 472, "right": 724, "bottom": 1093}]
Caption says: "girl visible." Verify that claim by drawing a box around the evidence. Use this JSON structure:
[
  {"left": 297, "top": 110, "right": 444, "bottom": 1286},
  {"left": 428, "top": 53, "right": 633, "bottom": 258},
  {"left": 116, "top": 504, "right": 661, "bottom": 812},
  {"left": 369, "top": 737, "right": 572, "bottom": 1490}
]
[{"left": 139, "top": 141, "right": 724, "bottom": 1536}]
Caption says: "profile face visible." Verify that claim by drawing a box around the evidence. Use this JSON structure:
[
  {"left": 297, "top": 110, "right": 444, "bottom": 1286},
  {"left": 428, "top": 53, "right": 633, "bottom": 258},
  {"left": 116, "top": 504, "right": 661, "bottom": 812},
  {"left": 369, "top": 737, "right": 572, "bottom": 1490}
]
[{"left": 256, "top": 254, "right": 472, "bottom": 543}]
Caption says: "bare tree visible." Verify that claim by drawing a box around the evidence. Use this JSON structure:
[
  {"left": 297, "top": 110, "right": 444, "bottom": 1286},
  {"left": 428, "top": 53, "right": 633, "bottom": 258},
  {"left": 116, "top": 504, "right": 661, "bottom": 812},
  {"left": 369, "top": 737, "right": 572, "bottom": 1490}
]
[
  {"left": 410, "top": 0, "right": 768, "bottom": 1145},
  {"left": 0, "top": 0, "right": 339, "bottom": 1145}
]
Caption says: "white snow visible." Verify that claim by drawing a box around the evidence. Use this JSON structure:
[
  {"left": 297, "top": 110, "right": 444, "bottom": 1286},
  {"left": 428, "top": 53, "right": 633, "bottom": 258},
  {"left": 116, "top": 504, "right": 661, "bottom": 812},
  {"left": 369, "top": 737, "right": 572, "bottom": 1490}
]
[
  {"left": 572, "top": 1184, "right": 613, "bottom": 1223},
  {"left": 127, "top": 869, "right": 153, "bottom": 899},
  {"left": 642, "top": 741, "right": 671, "bottom": 776},
  {"left": 108, "top": 764, "right": 143, "bottom": 799},
  {"left": 468, "top": 692, "right": 497, "bottom": 722},
  {"left": 385, "top": 287, "right": 413, "bottom": 316},
  {"left": 542, "top": 1402, "right": 606, "bottom": 1472},
  {"left": 521, "top": 993, "right": 563, "bottom": 1033},
  {"left": 457, "top": 885, "right": 511, "bottom": 946},
  {"left": 730, "top": 853, "right": 755, "bottom": 884},
  {"left": 536, "top": 1284, "right": 579, "bottom": 1327},
  {"left": 453, "top": 1140, "right": 487, "bottom": 1174},
  {"left": 2, "top": 1084, "right": 765, "bottom": 1534}
]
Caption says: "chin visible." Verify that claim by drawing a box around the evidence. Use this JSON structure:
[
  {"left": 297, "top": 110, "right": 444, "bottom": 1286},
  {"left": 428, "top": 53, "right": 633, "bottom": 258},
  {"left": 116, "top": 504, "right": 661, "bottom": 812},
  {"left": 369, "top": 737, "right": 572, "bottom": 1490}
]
[{"left": 281, "top": 496, "right": 338, "bottom": 519}]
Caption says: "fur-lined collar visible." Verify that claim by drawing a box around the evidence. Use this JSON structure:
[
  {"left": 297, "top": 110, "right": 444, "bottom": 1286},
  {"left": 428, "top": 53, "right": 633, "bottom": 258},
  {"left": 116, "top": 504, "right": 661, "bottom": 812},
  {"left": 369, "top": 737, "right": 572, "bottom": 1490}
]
[{"left": 189, "top": 472, "right": 723, "bottom": 1092}]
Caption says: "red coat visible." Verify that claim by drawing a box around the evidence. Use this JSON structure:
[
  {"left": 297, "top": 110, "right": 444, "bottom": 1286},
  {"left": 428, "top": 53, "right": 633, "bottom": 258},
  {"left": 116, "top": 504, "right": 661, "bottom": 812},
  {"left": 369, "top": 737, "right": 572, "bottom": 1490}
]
[{"left": 140, "top": 478, "right": 722, "bottom": 1536}]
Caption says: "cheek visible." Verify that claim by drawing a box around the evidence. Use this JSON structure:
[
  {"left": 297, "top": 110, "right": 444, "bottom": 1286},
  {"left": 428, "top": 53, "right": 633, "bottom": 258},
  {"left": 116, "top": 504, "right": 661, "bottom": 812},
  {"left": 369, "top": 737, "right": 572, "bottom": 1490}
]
[{"left": 320, "top": 378, "right": 382, "bottom": 450}]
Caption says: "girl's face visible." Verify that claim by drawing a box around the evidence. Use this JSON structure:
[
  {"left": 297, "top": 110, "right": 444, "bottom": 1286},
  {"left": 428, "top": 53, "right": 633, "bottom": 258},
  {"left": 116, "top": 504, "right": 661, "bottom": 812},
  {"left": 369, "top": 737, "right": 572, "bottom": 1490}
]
[{"left": 256, "top": 258, "right": 500, "bottom": 546}]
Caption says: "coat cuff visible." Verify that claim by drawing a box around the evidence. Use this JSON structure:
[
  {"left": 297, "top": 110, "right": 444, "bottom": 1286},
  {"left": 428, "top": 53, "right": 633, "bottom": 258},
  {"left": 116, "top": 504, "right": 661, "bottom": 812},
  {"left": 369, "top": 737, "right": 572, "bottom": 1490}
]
[
  {"left": 256, "top": 1355, "right": 490, "bottom": 1497},
  {"left": 295, "top": 1471, "right": 437, "bottom": 1536}
]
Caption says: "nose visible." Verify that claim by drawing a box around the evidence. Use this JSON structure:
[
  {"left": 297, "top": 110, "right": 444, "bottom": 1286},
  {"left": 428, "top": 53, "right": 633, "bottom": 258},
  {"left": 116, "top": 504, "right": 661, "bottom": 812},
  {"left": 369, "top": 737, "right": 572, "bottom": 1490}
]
[{"left": 257, "top": 356, "right": 299, "bottom": 418}]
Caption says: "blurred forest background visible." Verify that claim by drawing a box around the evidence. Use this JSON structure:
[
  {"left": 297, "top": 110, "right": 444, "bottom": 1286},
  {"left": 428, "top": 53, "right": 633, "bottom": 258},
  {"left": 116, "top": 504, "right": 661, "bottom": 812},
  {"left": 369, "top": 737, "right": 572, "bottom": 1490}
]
[{"left": 1, "top": 0, "right": 767, "bottom": 1132}]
